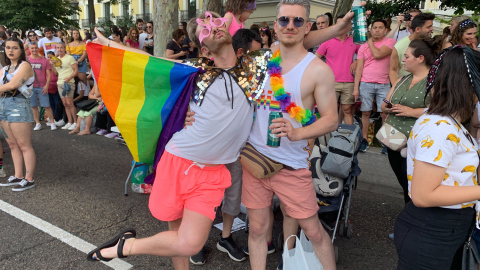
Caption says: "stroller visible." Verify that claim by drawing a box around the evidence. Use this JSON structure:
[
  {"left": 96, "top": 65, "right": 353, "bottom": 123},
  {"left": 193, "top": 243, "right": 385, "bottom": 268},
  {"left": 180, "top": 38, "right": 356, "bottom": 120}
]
[{"left": 309, "top": 121, "right": 362, "bottom": 262}]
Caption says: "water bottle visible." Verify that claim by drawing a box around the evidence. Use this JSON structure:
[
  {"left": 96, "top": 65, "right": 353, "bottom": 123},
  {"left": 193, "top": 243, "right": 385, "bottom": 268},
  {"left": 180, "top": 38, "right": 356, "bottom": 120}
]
[{"left": 6, "top": 73, "right": 33, "bottom": 98}]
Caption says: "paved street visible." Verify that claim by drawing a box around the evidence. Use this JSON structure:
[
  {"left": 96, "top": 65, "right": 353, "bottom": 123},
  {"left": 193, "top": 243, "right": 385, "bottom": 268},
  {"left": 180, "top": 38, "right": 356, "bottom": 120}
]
[{"left": 0, "top": 127, "right": 404, "bottom": 269}]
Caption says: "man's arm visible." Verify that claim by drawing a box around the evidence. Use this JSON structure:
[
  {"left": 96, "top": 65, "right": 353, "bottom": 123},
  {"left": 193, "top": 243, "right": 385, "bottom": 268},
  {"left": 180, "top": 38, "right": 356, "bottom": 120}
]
[
  {"left": 389, "top": 48, "right": 400, "bottom": 85},
  {"left": 276, "top": 61, "right": 338, "bottom": 141},
  {"left": 302, "top": 12, "right": 354, "bottom": 50},
  {"left": 367, "top": 39, "right": 392, "bottom": 59},
  {"left": 386, "top": 15, "right": 404, "bottom": 39},
  {"left": 353, "top": 58, "right": 364, "bottom": 102}
]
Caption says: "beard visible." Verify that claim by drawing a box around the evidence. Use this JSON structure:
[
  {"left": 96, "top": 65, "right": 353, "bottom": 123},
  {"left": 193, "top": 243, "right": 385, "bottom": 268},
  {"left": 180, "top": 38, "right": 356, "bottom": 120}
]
[{"left": 206, "top": 31, "right": 233, "bottom": 53}]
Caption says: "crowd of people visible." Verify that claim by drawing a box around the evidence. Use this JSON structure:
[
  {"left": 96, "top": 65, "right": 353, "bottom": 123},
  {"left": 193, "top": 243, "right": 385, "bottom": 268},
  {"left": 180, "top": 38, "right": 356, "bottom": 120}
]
[{"left": 1, "top": 0, "right": 480, "bottom": 269}]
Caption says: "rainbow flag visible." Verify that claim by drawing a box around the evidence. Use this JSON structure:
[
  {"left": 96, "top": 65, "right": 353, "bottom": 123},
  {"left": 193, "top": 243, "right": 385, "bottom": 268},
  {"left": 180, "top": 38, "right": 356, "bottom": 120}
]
[{"left": 87, "top": 43, "right": 198, "bottom": 163}]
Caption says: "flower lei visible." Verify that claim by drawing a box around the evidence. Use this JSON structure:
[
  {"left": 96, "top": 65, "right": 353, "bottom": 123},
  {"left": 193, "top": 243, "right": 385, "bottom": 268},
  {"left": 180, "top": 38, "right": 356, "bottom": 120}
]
[{"left": 267, "top": 50, "right": 316, "bottom": 125}]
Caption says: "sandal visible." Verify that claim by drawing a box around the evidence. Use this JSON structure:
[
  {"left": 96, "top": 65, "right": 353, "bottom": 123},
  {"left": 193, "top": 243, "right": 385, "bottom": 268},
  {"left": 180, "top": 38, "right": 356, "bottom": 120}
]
[{"left": 87, "top": 228, "right": 137, "bottom": 262}]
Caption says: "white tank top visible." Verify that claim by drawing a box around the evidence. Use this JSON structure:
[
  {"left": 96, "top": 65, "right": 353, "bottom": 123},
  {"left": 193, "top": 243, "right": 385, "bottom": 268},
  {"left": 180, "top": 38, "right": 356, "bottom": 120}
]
[
  {"left": 166, "top": 72, "right": 254, "bottom": 164},
  {"left": 248, "top": 53, "right": 316, "bottom": 169},
  {"left": 0, "top": 62, "right": 35, "bottom": 89}
]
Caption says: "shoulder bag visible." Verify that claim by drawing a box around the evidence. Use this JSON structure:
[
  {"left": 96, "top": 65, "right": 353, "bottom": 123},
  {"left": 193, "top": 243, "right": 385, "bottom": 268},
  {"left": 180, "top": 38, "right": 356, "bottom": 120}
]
[{"left": 375, "top": 75, "right": 411, "bottom": 151}]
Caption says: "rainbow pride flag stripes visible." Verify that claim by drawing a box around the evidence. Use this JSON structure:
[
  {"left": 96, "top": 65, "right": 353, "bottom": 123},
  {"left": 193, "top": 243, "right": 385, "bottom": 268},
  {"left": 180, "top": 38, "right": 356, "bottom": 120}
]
[{"left": 87, "top": 43, "right": 198, "bottom": 163}]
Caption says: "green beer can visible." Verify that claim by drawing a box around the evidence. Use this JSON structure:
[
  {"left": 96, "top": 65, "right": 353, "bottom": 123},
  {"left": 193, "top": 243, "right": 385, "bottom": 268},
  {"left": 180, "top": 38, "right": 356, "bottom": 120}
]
[
  {"left": 267, "top": 111, "right": 283, "bottom": 147},
  {"left": 352, "top": 6, "right": 368, "bottom": 44}
]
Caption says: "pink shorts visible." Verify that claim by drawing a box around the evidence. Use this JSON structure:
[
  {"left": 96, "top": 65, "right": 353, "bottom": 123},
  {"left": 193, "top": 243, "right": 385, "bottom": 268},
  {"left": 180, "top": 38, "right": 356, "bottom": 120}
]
[
  {"left": 242, "top": 167, "right": 319, "bottom": 219},
  {"left": 149, "top": 151, "right": 231, "bottom": 221}
]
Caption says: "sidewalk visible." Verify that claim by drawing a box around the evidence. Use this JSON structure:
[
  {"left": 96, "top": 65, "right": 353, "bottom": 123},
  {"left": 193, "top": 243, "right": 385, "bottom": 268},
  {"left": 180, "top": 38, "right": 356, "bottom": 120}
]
[{"left": 356, "top": 146, "right": 404, "bottom": 199}]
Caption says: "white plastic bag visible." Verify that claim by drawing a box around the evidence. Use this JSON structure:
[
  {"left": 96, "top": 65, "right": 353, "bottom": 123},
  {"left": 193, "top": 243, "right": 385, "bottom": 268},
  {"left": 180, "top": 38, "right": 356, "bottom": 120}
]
[{"left": 283, "top": 230, "right": 323, "bottom": 270}]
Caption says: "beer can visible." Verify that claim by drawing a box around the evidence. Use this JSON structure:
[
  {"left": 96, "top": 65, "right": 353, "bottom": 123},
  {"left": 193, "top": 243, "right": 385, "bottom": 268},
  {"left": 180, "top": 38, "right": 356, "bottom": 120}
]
[
  {"left": 267, "top": 111, "right": 283, "bottom": 147},
  {"left": 352, "top": 6, "right": 368, "bottom": 44}
]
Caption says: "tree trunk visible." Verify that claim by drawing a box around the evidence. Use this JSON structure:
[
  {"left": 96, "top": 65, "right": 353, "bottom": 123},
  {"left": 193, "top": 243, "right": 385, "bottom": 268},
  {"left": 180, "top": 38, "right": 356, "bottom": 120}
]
[
  {"left": 153, "top": 0, "right": 178, "bottom": 57},
  {"left": 88, "top": 0, "right": 96, "bottom": 32},
  {"left": 203, "top": 0, "right": 223, "bottom": 15},
  {"left": 332, "top": 0, "right": 354, "bottom": 21}
]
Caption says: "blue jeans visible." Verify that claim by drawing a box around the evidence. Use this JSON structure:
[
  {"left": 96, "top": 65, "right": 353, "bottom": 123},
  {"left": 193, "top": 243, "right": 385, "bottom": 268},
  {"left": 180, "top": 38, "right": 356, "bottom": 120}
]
[
  {"left": 30, "top": 87, "right": 51, "bottom": 107},
  {"left": 48, "top": 92, "right": 61, "bottom": 121},
  {"left": 359, "top": 82, "right": 390, "bottom": 112}
]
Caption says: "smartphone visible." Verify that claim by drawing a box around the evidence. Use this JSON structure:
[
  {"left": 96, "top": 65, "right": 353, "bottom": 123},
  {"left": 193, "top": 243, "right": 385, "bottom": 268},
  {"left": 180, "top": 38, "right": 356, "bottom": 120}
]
[{"left": 383, "top": 99, "right": 393, "bottom": 108}]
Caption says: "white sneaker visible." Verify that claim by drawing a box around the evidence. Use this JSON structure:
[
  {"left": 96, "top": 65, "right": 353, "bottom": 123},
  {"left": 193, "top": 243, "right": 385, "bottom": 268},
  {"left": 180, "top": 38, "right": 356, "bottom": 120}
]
[
  {"left": 0, "top": 168, "right": 6, "bottom": 178},
  {"left": 61, "top": 123, "right": 72, "bottom": 130},
  {"left": 96, "top": 129, "right": 108, "bottom": 136},
  {"left": 33, "top": 123, "right": 42, "bottom": 131},
  {"left": 46, "top": 122, "right": 51, "bottom": 126},
  {"left": 51, "top": 124, "right": 57, "bottom": 130},
  {"left": 55, "top": 119, "right": 66, "bottom": 127},
  {"left": 68, "top": 123, "right": 77, "bottom": 130},
  {"left": 104, "top": 132, "right": 119, "bottom": 139}
]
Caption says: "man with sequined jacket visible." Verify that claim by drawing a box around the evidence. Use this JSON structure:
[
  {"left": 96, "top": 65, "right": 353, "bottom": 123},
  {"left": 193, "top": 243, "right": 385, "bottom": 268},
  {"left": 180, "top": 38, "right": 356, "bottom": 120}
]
[{"left": 86, "top": 7, "right": 355, "bottom": 269}]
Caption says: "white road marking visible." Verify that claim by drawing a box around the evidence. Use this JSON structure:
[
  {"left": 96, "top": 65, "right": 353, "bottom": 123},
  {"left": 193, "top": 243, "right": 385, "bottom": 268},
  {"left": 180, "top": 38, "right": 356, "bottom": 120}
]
[{"left": 0, "top": 199, "right": 133, "bottom": 270}]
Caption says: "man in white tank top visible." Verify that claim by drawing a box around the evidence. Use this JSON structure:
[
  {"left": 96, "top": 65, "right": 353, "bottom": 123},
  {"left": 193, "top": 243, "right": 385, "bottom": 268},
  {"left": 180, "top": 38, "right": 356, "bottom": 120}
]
[{"left": 243, "top": 0, "right": 338, "bottom": 269}]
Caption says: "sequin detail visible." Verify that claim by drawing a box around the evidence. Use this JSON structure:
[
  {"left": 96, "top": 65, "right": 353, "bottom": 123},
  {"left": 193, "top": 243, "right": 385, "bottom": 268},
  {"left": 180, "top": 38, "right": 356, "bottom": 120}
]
[{"left": 183, "top": 49, "right": 272, "bottom": 106}]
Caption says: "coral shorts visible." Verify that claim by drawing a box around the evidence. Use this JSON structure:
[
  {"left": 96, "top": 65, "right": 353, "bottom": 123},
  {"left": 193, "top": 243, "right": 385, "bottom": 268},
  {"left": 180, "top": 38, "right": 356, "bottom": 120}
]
[
  {"left": 242, "top": 167, "right": 319, "bottom": 219},
  {"left": 149, "top": 151, "right": 231, "bottom": 221}
]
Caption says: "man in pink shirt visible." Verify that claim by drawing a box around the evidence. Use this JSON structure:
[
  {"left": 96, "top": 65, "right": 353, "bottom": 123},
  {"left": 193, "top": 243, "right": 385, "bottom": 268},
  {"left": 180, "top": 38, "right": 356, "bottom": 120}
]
[
  {"left": 353, "top": 19, "right": 396, "bottom": 152},
  {"left": 316, "top": 15, "right": 359, "bottom": 125}
]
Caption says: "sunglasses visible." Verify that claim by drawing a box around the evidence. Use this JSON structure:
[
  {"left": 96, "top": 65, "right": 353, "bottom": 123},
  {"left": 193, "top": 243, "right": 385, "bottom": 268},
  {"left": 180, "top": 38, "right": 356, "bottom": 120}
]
[
  {"left": 28, "top": 35, "right": 36, "bottom": 37},
  {"left": 277, "top": 16, "right": 305, "bottom": 28},
  {"left": 197, "top": 12, "right": 229, "bottom": 44}
]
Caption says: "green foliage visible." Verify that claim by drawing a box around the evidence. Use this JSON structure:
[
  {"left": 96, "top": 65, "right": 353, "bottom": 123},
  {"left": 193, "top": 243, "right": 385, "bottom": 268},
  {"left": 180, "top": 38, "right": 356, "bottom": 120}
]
[
  {"left": 365, "top": 0, "right": 421, "bottom": 25},
  {"left": 116, "top": 14, "right": 135, "bottom": 30},
  {"left": 439, "top": 0, "right": 480, "bottom": 16},
  {"left": 0, "top": 0, "right": 80, "bottom": 31},
  {"left": 97, "top": 15, "right": 115, "bottom": 37}
]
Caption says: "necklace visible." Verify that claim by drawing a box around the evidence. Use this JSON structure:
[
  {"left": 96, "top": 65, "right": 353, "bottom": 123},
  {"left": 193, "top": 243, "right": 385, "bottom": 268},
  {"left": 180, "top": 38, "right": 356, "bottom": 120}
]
[{"left": 268, "top": 50, "right": 316, "bottom": 125}]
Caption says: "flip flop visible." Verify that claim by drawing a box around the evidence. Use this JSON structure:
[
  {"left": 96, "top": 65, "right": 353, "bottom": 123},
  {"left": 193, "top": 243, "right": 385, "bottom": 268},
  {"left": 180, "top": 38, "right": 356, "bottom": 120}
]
[{"left": 87, "top": 228, "right": 137, "bottom": 262}]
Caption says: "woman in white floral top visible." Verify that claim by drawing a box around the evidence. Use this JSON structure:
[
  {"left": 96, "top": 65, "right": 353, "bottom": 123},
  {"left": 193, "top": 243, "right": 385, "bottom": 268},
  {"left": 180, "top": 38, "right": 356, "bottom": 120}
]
[{"left": 394, "top": 46, "right": 480, "bottom": 269}]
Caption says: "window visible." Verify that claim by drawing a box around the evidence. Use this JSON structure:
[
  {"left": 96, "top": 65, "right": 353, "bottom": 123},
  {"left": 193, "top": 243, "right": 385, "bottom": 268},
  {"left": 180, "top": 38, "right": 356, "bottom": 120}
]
[{"left": 104, "top": 2, "right": 111, "bottom": 17}]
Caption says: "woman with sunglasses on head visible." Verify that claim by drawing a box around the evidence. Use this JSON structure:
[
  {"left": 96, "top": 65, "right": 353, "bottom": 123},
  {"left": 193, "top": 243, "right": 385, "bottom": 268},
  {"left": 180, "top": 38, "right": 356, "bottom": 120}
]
[
  {"left": 0, "top": 37, "right": 37, "bottom": 192},
  {"left": 24, "top": 30, "right": 38, "bottom": 56},
  {"left": 394, "top": 46, "right": 480, "bottom": 269},
  {"left": 443, "top": 19, "right": 478, "bottom": 49}
]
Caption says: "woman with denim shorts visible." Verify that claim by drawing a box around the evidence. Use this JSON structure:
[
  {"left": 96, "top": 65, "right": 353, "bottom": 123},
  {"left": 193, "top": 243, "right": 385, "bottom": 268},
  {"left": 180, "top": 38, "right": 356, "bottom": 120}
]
[{"left": 0, "top": 37, "right": 37, "bottom": 192}]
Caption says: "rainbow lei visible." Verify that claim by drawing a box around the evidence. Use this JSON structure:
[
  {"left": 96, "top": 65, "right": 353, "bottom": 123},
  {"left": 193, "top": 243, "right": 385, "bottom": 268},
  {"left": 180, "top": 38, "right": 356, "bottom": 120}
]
[{"left": 267, "top": 50, "right": 316, "bottom": 125}]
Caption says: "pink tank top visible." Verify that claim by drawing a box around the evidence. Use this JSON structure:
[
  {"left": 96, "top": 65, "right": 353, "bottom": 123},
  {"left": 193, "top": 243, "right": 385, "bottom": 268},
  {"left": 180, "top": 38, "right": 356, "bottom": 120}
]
[{"left": 226, "top": 12, "right": 243, "bottom": 37}]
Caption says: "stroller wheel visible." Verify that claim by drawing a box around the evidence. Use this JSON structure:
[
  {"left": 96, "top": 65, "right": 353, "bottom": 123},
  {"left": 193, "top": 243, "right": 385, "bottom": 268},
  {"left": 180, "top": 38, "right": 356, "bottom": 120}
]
[
  {"left": 338, "top": 222, "right": 345, "bottom": 237},
  {"left": 346, "top": 224, "right": 354, "bottom": 239}
]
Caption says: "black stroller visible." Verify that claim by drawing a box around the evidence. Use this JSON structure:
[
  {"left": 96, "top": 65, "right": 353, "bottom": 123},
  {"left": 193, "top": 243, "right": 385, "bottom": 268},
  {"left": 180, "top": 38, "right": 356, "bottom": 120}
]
[{"left": 309, "top": 122, "right": 362, "bottom": 262}]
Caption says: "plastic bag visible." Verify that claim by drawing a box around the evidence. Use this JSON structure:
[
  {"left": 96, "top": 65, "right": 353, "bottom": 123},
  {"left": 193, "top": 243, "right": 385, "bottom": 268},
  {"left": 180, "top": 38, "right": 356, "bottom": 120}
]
[{"left": 283, "top": 230, "right": 323, "bottom": 270}]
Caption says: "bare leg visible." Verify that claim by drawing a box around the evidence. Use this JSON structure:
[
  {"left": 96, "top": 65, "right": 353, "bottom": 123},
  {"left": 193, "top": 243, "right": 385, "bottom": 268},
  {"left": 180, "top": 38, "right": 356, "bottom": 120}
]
[
  {"left": 64, "top": 97, "right": 77, "bottom": 124},
  {"left": 94, "top": 209, "right": 212, "bottom": 269},
  {"left": 280, "top": 202, "right": 299, "bottom": 250},
  {"left": 44, "top": 107, "right": 55, "bottom": 125},
  {"left": 61, "top": 98, "right": 73, "bottom": 124},
  {"left": 168, "top": 218, "right": 189, "bottom": 270},
  {"left": 69, "top": 116, "right": 83, "bottom": 134},
  {"left": 246, "top": 207, "right": 271, "bottom": 270},
  {"left": 31, "top": 106, "right": 40, "bottom": 124},
  {"left": 77, "top": 72, "right": 88, "bottom": 85},
  {"left": 78, "top": 115, "right": 93, "bottom": 135},
  {"left": 222, "top": 212, "right": 235, "bottom": 238},
  {"left": 361, "top": 111, "right": 371, "bottom": 140},
  {"left": 9, "top": 122, "right": 36, "bottom": 181},
  {"left": 267, "top": 208, "right": 274, "bottom": 244},
  {"left": 298, "top": 214, "right": 336, "bottom": 270},
  {"left": 342, "top": 104, "right": 354, "bottom": 125},
  {"left": 1, "top": 121, "right": 25, "bottom": 178}
]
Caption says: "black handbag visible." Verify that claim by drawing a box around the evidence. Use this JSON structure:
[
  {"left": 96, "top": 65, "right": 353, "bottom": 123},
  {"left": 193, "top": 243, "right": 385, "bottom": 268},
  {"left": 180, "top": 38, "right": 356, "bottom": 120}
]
[
  {"left": 462, "top": 227, "right": 480, "bottom": 270},
  {"left": 77, "top": 99, "right": 98, "bottom": 111}
]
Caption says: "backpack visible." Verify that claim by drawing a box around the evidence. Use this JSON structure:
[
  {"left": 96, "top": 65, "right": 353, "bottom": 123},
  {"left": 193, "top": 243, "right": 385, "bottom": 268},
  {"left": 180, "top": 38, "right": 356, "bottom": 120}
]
[
  {"left": 320, "top": 124, "right": 361, "bottom": 179},
  {"left": 310, "top": 144, "right": 344, "bottom": 197}
]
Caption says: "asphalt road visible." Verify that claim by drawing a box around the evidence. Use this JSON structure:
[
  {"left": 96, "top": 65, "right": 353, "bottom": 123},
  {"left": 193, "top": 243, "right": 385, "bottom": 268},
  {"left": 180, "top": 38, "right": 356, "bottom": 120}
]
[{"left": 0, "top": 126, "right": 404, "bottom": 270}]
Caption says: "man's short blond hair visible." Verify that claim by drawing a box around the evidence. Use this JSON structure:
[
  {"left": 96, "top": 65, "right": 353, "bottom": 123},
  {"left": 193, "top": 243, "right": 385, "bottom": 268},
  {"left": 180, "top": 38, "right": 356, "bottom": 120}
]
[{"left": 187, "top": 11, "right": 221, "bottom": 50}]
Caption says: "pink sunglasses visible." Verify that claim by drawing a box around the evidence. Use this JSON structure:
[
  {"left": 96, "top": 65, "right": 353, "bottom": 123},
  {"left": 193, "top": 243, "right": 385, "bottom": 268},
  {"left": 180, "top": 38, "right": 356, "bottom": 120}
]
[{"left": 196, "top": 12, "right": 229, "bottom": 44}]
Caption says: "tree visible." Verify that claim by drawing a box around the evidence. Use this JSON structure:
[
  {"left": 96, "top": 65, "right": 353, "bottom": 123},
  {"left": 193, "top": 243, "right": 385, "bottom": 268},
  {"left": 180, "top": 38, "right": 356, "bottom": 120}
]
[
  {"left": 365, "top": 0, "right": 421, "bottom": 25},
  {"left": 0, "top": 0, "right": 80, "bottom": 31},
  {"left": 439, "top": 0, "right": 480, "bottom": 16},
  {"left": 153, "top": 0, "right": 179, "bottom": 57},
  {"left": 203, "top": 0, "right": 223, "bottom": 15}
]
